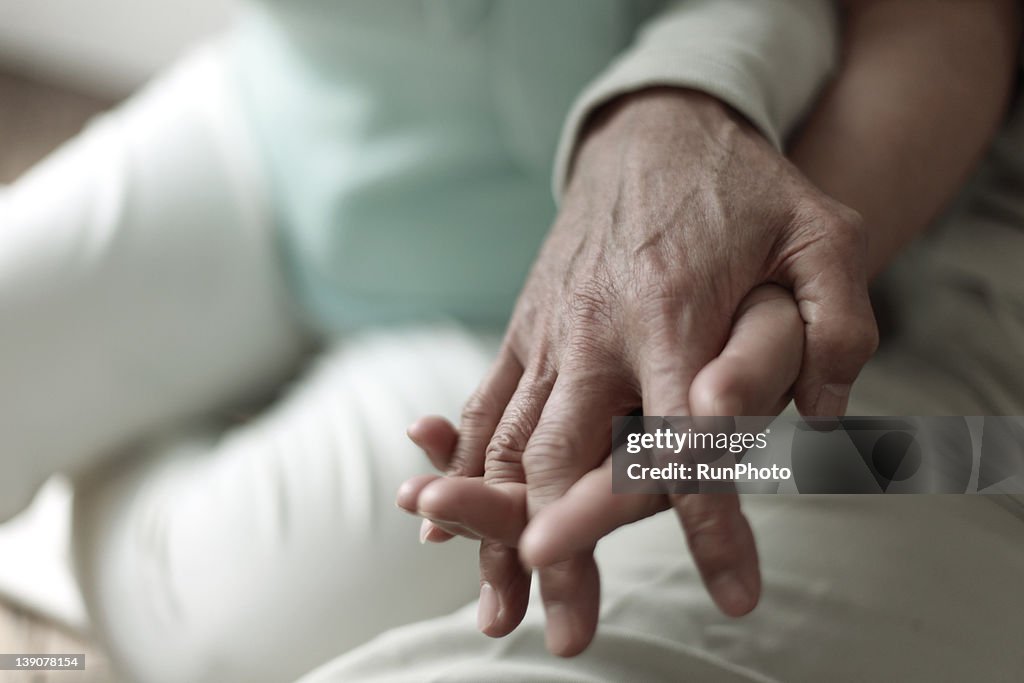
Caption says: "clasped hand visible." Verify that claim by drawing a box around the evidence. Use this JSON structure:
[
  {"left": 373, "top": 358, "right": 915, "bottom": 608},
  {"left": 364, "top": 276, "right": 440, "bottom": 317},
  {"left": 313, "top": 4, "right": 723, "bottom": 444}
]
[{"left": 396, "top": 88, "right": 877, "bottom": 656}]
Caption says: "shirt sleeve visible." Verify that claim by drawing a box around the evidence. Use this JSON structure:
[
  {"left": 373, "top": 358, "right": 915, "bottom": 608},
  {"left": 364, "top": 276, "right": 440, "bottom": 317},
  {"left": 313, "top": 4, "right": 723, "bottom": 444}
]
[{"left": 552, "top": 0, "right": 840, "bottom": 199}]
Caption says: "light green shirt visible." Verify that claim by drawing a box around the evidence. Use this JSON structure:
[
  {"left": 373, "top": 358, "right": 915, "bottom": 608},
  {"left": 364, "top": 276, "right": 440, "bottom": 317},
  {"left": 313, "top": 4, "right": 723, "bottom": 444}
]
[{"left": 230, "top": 0, "right": 837, "bottom": 332}]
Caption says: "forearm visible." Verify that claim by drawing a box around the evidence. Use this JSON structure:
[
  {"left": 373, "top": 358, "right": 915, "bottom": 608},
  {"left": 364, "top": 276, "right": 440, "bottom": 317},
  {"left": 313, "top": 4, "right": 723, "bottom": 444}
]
[{"left": 789, "top": 0, "right": 1021, "bottom": 278}]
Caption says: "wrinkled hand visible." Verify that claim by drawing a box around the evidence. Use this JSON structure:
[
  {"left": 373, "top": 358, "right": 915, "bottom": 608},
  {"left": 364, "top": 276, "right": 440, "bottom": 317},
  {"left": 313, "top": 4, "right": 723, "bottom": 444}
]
[
  {"left": 411, "top": 88, "right": 876, "bottom": 655},
  {"left": 398, "top": 284, "right": 805, "bottom": 653}
]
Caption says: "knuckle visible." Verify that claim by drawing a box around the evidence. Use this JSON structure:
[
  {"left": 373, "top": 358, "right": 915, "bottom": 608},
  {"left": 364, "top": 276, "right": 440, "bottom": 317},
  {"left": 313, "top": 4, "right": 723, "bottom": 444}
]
[
  {"left": 821, "top": 199, "right": 863, "bottom": 234},
  {"left": 632, "top": 279, "right": 681, "bottom": 315},
  {"left": 789, "top": 198, "right": 867, "bottom": 263},
  {"left": 484, "top": 402, "right": 547, "bottom": 484},
  {"left": 522, "top": 429, "right": 576, "bottom": 467},
  {"left": 687, "top": 507, "right": 735, "bottom": 540},
  {"left": 822, "top": 313, "right": 879, "bottom": 365},
  {"left": 630, "top": 281, "right": 715, "bottom": 345},
  {"left": 694, "top": 533, "right": 743, "bottom": 569},
  {"left": 485, "top": 461, "right": 524, "bottom": 485},
  {"left": 833, "top": 202, "right": 865, "bottom": 235},
  {"left": 479, "top": 539, "right": 514, "bottom": 568},
  {"left": 800, "top": 194, "right": 863, "bottom": 236},
  {"left": 538, "top": 556, "right": 583, "bottom": 588},
  {"left": 562, "top": 284, "right": 623, "bottom": 365},
  {"left": 681, "top": 502, "right": 744, "bottom": 564},
  {"left": 486, "top": 426, "right": 530, "bottom": 465},
  {"left": 851, "top": 318, "right": 881, "bottom": 361},
  {"left": 567, "top": 280, "right": 613, "bottom": 327},
  {"left": 563, "top": 331, "right": 621, "bottom": 373},
  {"left": 521, "top": 430, "right": 581, "bottom": 501},
  {"left": 820, "top": 207, "right": 867, "bottom": 253},
  {"left": 461, "top": 390, "right": 499, "bottom": 428}
]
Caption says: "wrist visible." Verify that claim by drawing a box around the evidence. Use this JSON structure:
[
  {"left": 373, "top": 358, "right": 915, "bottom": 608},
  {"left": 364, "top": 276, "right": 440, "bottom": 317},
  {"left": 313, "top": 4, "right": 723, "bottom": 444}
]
[{"left": 565, "top": 87, "right": 770, "bottom": 199}]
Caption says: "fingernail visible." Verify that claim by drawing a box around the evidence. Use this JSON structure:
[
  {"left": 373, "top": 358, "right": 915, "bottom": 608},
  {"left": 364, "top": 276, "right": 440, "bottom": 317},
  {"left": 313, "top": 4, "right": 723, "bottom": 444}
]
[
  {"left": 544, "top": 603, "right": 576, "bottom": 655},
  {"left": 477, "top": 582, "right": 499, "bottom": 632},
  {"left": 710, "top": 571, "right": 754, "bottom": 616},
  {"left": 816, "top": 384, "right": 851, "bottom": 417},
  {"left": 419, "top": 518, "right": 433, "bottom": 544}
]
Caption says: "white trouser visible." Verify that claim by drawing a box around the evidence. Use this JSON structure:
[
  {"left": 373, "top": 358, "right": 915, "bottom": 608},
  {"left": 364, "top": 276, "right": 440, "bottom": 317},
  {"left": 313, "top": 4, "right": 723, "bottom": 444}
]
[
  {"left": 1, "top": 44, "right": 488, "bottom": 681},
  {"left": 72, "top": 327, "right": 492, "bottom": 682},
  {"left": 0, "top": 42, "right": 307, "bottom": 522},
  {"left": 3, "top": 41, "right": 1023, "bottom": 683}
]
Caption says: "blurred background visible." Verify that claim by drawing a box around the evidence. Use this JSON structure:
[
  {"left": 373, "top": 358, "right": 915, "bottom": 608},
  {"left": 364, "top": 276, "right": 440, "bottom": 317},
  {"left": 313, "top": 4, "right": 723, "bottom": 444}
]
[
  {"left": 0, "top": 0, "right": 234, "bottom": 181},
  {"left": 0, "top": 2, "right": 234, "bottom": 679},
  {"left": 0, "top": 0, "right": 234, "bottom": 95}
]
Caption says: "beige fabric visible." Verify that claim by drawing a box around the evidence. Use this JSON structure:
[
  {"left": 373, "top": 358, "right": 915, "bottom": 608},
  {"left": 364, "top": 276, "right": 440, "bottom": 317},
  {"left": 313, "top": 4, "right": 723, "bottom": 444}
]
[
  {"left": 300, "top": 496, "right": 1024, "bottom": 683},
  {"left": 298, "top": 212, "right": 1024, "bottom": 682}
]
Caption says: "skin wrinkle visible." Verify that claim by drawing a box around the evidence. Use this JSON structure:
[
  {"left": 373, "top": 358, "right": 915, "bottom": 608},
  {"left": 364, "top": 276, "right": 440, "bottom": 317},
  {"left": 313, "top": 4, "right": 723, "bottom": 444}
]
[
  {"left": 404, "top": 282, "right": 804, "bottom": 647},
  {"left": 522, "top": 455, "right": 587, "bottom": 513},
  {"left": 395, "top": 2, "right": 1022, "bottom": 659},
  {"left": 548, "top": 87, "right": 868, "bottom": 634},
  {"left": 412, "top": 85, "right": 882, "bottom": 654}
]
